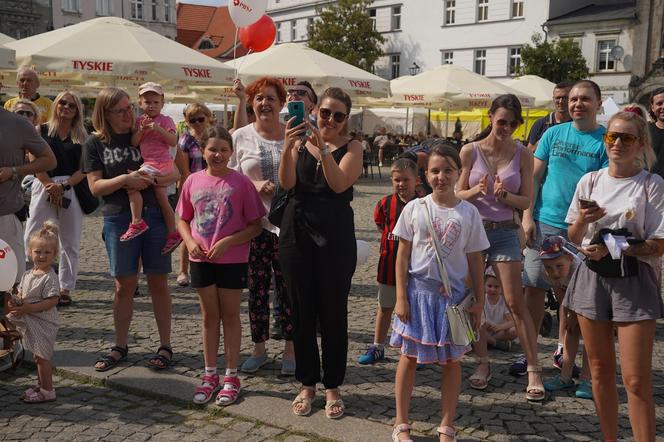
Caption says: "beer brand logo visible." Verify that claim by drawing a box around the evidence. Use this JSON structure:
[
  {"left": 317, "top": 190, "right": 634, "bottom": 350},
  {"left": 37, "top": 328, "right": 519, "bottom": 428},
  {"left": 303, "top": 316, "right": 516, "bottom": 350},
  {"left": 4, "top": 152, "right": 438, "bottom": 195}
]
[
  {"left": 349, "top": 80, "right": 371, "bottom": 89},
  {"left": 182, "top": 67, "right": 212, "bottom": 78},
  {"left": 72, "top": 60, "right": 114, "bottom": 72}
]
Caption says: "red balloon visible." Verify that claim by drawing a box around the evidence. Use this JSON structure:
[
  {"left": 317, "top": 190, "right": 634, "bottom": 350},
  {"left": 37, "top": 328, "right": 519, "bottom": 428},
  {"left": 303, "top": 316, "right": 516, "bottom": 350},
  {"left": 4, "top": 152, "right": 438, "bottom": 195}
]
[{"left": 239, "top": 15, "right": 276, "bottom": 53}]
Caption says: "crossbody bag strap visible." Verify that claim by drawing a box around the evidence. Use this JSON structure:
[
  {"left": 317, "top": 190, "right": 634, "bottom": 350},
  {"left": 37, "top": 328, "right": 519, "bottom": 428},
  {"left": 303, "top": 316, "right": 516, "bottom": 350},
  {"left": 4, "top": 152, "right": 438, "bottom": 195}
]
[{"left": 419, "top": 198, "right": 453, "bottom": 296}]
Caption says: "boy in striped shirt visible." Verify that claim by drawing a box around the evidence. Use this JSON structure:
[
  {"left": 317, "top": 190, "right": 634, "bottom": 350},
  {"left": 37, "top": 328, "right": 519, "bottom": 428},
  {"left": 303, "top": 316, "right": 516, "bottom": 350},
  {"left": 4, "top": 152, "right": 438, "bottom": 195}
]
[{"left": 358, "top": 158, "right": 418, "bottom": 364}]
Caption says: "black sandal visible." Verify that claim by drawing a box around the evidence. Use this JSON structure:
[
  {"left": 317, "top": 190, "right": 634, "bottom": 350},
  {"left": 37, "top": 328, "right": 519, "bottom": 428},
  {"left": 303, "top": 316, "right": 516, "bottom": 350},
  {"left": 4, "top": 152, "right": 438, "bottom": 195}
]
[
  {"left": 94, "top": 345, "right": 128, "bottom": 372},
  {"left": 148, "top": 345, "right": 173, "bottom": 370},
  {"left": 57, "top": 293, "right": 72, "bottom": 307}
]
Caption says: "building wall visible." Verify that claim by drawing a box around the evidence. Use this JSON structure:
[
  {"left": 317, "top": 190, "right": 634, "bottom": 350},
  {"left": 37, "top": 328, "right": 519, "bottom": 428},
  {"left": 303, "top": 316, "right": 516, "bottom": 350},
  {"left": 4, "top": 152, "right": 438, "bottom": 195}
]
[
  {"left": 0, "top": 0, "right": 51, "bottom": 38},
  {"left": 266, "top": 0, "right": 549, "bottom": 80},
  {"left": 51, "top": 0, "right": 176, "bottom": 38},
  {"left": 548, "top": 19, "right": 636, "bottom": 104}
]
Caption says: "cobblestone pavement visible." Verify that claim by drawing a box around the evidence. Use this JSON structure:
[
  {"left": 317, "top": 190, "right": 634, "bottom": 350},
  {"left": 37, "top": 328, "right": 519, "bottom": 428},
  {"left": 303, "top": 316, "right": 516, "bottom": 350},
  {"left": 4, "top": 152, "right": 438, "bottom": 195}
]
[{"left": 2, "top": 176, "right": 664, "bottom": 441}]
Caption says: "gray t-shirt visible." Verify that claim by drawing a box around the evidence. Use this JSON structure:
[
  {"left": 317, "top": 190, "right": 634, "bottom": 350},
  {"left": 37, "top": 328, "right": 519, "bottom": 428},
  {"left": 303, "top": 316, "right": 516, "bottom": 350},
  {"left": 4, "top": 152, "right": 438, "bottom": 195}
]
[{"left": 0, "top": 109, "right": 49, "bottom": 215}]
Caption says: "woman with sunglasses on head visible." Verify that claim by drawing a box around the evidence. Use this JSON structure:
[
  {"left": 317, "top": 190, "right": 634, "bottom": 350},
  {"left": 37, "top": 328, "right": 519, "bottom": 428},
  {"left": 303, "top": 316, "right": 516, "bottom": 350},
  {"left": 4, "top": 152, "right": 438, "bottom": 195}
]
[
  {"left": 229, "top": 77, "right": 296, "bottom": 376},
  {"left": 23, "top": 91, "right": 89, "bottom": 307},
  {"left": 174, "top": 103, "right": 214, "bottom": 286},
  {"left": 457, "top": 94, "right": 542, "bottom": 399},
  {"left": 279, "top": 87, "right": 363, "bottom": 419},
  {"left": 83, "top": 87, "right": 178, "bottom": 372},
  {"left": 564, "top": 106, "right": 663, "bottom": 442},
  {"left": 11, "top": 99, "right": 40, "bottom": 127}
]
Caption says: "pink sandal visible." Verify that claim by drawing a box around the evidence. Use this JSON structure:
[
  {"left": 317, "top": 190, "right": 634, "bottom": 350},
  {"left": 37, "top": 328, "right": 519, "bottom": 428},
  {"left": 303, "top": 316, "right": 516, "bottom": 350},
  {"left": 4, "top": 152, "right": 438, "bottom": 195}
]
[
  {"left": 20, "top": 386, "right": 40, "bottom": 401},
  {"left": 437, "top": 425, "right": 457, "bottom": 442},
  {"left": 215, "top": 376, "right": 241, "bottom": 406},
  {"left": 120, "top": 219, "right": 149, "bottom": 242},
  {"left": 22, "top": 388, "right": 56, "bottom": 404},
  {"left": 161, "top": 232, "right": 183, "bottom": 255},
  {"left": 192, "top": 374, "right": 220, "bottom": 405},
  {"left": 392, "top": 423, "right": 413, "bottom": 442}
]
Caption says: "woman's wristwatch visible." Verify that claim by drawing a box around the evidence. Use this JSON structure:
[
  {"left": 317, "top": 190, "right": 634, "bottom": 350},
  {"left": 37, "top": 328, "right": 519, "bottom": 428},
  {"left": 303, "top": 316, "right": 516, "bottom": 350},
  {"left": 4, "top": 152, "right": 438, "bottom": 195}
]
[
  {"left": 320, "top": 144, "right": 331, "bottom": 156},
  {"left": 500, "top": 190, "right": 508, "bottom": 199}
]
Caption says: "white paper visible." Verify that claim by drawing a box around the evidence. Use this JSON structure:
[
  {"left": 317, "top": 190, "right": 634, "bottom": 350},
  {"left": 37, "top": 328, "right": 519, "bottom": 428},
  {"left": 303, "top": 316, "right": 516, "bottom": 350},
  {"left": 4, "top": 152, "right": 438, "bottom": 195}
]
[{"left": 602, "top": 233, "right": 629, "bottom": 260}]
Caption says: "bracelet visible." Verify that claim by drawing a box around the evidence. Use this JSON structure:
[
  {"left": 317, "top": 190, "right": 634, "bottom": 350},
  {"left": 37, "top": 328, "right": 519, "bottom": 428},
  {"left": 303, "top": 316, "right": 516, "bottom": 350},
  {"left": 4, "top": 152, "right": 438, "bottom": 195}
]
[
  {"left": 320, "top": 144, "right": 331, "bottom": 156},
  {"left": 10, "top": 166, "right": 18, "bottom": 180},
  {"left": 500, "top": 190, "right": 508, "bottom": 199}
]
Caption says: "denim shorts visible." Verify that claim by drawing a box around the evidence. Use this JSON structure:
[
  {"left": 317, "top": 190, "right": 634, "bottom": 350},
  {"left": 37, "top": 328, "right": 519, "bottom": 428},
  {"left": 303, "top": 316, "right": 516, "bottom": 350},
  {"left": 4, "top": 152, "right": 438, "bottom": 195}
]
[
  {"left": 522, "top": 221, "right": 567, "bottom": 290},
  {"left": 102, "top": 207, "right": 172, "bottom": 278},
  {"left": 483, "top": 227, "right": 522, "bottom": 262}
]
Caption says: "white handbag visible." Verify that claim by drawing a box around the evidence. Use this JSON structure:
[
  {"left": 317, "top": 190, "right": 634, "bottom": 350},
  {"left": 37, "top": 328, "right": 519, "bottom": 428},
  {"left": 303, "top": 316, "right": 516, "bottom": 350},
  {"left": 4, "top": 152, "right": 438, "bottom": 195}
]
[{"left": 419, "top": 199, "right": 478, "bottom": 346}]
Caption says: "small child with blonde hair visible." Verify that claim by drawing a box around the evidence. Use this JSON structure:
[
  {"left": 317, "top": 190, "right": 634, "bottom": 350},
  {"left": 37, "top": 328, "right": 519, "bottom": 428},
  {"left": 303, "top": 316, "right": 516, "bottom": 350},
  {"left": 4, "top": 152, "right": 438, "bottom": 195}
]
[{"left": 7, "top": 220, "right": 61, "bottom": 403}]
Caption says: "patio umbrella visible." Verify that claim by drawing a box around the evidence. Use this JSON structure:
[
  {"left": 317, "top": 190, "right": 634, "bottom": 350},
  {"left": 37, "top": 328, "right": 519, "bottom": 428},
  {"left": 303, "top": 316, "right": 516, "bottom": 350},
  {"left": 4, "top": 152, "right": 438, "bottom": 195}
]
[
  {"left": 0, "top": 47, "right": 15, "bottom": 71},
  {"left": 390, "top": 65, "right": 535, "bottom": 109},
  {"left": 226, "top": 43, "right": 390, "bottom": 99},
  {"left": 501, "top": 75, "right": 556, "bottom": 108},
  {"left": 0, "top": 32, "right": 14, "bottom": 46},
  {"left": 2, "top": 17, "right": 234, "bottom": 98}
]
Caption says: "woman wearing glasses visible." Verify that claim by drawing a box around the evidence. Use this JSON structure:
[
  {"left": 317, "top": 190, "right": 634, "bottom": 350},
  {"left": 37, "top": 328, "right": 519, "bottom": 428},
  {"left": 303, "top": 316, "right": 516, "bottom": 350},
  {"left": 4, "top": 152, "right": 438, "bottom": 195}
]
[
  {"left": 83, "top": 87, "right": 178, "bottom": 372},
  {"left": 456, "top": 94, "right": 540, "bottom": 398},
  {"left": 279, "top": 87, "right": 363, "bottom": 419},
  {"left": 564, "top": 106, "right": 663, "bottom": 442},
  {"left": 229, "top": 77, "right": 296, "bottom": 376},
  {"left": 23, "top": 91, "right": 88, "bottom": 307},
  {"left": 174, "top": 103, "right": 214, "bottom": 286}
]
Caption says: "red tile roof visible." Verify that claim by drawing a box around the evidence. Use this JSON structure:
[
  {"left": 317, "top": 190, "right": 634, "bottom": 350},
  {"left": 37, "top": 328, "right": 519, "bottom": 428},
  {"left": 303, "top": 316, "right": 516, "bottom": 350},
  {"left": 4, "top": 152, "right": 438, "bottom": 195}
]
[{"left": 176, "top": 3, "right": 249, "bottom": 61}]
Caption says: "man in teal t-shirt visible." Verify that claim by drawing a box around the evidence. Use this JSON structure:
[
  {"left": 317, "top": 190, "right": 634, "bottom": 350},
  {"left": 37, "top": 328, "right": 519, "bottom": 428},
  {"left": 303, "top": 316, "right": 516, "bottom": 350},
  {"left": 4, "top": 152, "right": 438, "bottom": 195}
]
[{"left": 510, "top": 80, "right": 608, "bottom": 378}]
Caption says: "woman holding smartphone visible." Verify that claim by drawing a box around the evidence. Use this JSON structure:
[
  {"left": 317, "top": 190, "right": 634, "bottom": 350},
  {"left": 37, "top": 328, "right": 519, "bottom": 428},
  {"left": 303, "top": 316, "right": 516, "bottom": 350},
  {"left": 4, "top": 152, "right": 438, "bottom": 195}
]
[
  {"left": 24, "top": 90, "right": 89, "bottom": 307},
  {"left": 564, "top": 107, "right": 664, "bottom": 442},
  {"left": 279, "top": 87, "right": 363, "bottom": 418},
  {"left": 230, "top": 77, "right": 295, "bottom": 376}
]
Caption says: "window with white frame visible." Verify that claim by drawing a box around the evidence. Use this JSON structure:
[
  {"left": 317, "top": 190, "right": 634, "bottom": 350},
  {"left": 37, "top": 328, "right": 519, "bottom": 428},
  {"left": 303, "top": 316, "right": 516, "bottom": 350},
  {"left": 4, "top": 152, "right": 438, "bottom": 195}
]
[
  {"left": 474, "top": 49, "right": 487, "bottom": 75},
  {"left": 511, "top": 0, "right": 524, "bottom": 18},
  {"left": 291, "top": 20, "right": 297, "bottom": 41},
  {"left": 276, "top": 22, "right": 283, "bottom": 43},
  {"left": 368, "top": 9, "right": 377, "bottom": 30},
  {"left": 62, "top": 0, "right": 80, "bottom": 12},
  {"left": 597, "top": 39, "right": 617, "bottom": 71},
  {"left": 509, "top": 47, "right": 522, "bottom": 75},
  {"left": 306, "top": 17, "right": 314, "bottom": 39},
  {"left": 392, "top": 6, "right": 401, "bottom": 31},
  {"left": 442, "top": 51, "right": 454, "bottom": 64},
  {"left": 151, "top": 0, "right": 158, "bottom": 20},
  {"left": 164, "top": 0, "right": 171, "bottom": 22},
  {"left": 478, "top": 0, "right": 489, "bottom": 22},
  {"left": 445, "top": 1, "right": 456, "bottom": 25},
  {"left": 96, "top": 0, "right": 112, "bottom": 16},
  {"left": 131, "top": 0, "right": 144, "bottom": 19},
  {"left": 391, "top": 54, "right": 401, "bottom": 79}
]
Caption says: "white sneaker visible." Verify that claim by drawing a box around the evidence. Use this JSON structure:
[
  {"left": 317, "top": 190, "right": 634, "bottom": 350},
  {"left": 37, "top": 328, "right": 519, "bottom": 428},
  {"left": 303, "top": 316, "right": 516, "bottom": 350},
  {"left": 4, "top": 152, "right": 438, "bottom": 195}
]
[{"left": 378, "top": 162, "right": 383, "bottom": 167}]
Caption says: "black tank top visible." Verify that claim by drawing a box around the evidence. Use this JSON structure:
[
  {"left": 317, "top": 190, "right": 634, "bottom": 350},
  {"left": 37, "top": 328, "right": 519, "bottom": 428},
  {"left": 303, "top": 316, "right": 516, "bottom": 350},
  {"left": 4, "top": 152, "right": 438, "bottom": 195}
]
[{"left": 294, "top": 143, "right": 353, "bottom": 202}]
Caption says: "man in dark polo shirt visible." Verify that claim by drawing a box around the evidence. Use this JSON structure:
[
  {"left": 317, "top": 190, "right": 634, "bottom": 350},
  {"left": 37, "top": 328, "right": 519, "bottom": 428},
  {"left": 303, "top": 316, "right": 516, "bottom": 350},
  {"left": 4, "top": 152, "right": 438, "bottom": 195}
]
[
  {"left": 648, "top": 87, "right": 664, "bottom": 178},
  {"left": 527, "top": 82, "right": 572, "bottom": 152}
]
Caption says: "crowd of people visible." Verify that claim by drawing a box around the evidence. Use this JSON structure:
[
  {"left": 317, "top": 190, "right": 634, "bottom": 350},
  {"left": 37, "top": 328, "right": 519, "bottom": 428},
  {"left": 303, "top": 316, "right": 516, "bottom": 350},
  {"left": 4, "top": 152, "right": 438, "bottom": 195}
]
[{"left": 0, "top": 68, "right": 663, "bottom": 442}]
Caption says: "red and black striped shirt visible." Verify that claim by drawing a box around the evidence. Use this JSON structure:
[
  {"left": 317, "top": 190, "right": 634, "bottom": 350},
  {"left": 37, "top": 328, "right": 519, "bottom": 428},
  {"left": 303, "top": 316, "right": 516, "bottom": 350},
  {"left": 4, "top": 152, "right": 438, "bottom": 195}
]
[{"left": 375, "top": 194, "right": 410, "bottom": 285}]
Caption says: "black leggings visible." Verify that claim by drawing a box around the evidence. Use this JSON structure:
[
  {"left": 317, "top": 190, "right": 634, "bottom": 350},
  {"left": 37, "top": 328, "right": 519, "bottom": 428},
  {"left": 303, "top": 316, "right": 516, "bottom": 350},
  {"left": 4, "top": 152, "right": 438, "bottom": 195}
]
[{"left": 279, "top": 200, "right": 356, "bottom": 389}]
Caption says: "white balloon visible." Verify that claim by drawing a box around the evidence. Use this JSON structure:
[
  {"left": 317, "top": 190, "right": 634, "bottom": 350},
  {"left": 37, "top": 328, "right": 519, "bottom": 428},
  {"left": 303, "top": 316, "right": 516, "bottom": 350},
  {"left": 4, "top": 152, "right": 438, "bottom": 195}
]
[
  {"left": 356, "top": 240, "right": 370, "bottom": 267},
  {"left": 0, "top": 239, "right": 18, "bottom": 292},
  {"left": 229, "top": 0, "right": 267, "bottom": 28}
]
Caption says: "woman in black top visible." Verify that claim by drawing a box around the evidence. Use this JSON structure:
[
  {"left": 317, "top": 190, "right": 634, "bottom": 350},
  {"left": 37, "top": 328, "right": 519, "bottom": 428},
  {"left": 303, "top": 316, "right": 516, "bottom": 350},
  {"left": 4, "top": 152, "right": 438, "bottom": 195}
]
[
  {"left": 83, "top": 87, "right": 178, "bottom": 372},
  {"left": 278, "top": 87, "right": 363, "bottom": 419},
  {"left": 24, "top": 90, "right": 88, "bottom": 307}
]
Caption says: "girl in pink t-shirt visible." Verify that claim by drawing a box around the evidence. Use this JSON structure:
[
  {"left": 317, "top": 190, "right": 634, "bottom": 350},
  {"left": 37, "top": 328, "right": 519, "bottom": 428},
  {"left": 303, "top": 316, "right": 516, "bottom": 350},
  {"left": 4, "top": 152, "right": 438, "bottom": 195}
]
[{"left": 176, "top": 125, "right": 265, "bottom": 407}]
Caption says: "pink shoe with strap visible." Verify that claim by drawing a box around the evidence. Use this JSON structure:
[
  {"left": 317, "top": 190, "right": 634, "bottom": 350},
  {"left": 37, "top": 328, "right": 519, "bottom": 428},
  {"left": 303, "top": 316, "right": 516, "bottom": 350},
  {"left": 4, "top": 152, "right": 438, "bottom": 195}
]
[
  {"left": 215, "top": 376, "right": 241, "bottom": 406},
  {"left": 161, "top": 231, "right": 183, "bottom": 255},
  {"left": 437, "top": 426, "right": 457, "bottom": 442},
  {"left": 192, "top": 374, "right": 220, "bottom": 404},
  {"left": 120, "top": 219, "right": 149, "bottom": 242}
]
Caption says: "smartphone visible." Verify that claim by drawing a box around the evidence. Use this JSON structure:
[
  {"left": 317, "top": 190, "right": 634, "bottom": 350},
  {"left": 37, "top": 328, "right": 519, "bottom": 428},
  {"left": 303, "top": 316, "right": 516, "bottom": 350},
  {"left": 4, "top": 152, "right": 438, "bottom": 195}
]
[
  {"left": 578, "top": 197, "right": 599, "bottom": 209},
  {"left": 561, "top": 241, "right": 581, "bottom": 256},
  {"left": 287, "top": 101, "right": 305, "bottom": 127},
  {"left": 61, "top": 197, "right": 71, "bottom": 209}
]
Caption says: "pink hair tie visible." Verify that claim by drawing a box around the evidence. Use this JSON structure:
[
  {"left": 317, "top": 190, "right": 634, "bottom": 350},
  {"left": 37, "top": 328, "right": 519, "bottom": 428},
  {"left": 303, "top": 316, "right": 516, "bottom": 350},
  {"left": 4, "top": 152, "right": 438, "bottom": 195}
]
[{"left": 623, "top": 106, "right": 644, "bottom": 117}]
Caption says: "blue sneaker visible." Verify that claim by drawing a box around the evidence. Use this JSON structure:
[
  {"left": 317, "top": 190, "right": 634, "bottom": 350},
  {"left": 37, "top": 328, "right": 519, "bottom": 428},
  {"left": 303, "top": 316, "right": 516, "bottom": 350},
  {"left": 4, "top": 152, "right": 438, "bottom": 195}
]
[
  {"left": 240, "top": 353, "right": 269, "bottom": 373},
  {"left": 357, "top": 345, "right": 385, "bottom": 365},
  {"left": 544, "top": 374, "right": 575, "bottom": 391},
  {"left": 509, "top": 354, "right": 528, "bottom": 376},
  {"left": 575, "top": 380, "right": 593, "bottom": 399}
]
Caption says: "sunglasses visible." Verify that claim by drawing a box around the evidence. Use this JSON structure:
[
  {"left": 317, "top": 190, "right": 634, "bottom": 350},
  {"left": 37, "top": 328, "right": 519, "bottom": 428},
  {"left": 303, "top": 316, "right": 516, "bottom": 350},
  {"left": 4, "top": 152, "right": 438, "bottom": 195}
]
[
  {"left": 15, "top": 110, "right": 35, "bottom": 118},
  {"left": 287, "top": 89, "right": 309, "bottom": 98},
  {"left": 107, "top": 106, "right": 133, "bottom": 116},
  {"left": 188, "top": 116, "right": 206, "bottom": 124},
  {"left": 604, "top": 131, "right": 639, "bottom": 147},
  {"left": 318, "top": 108, "right": 347, "bottom": 123},
  {"left": 58, "top": 100, "right": 76, "bottom": 109},
  {"left": 495, "top": 119, "right": 519, "bottom": 129}
]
